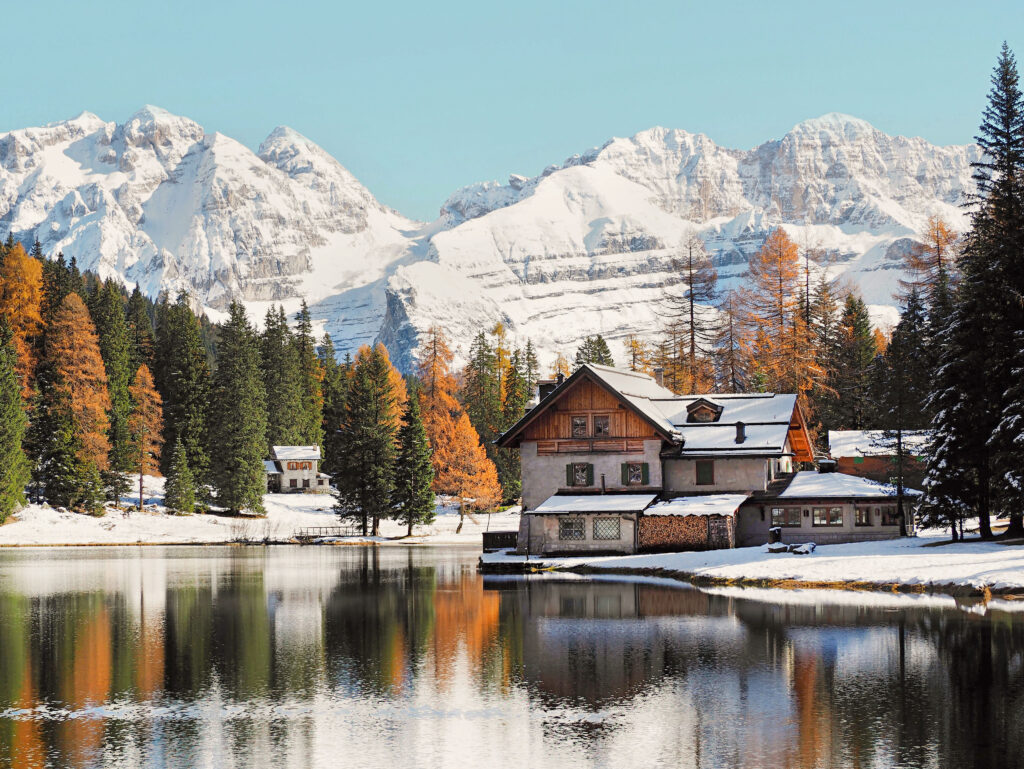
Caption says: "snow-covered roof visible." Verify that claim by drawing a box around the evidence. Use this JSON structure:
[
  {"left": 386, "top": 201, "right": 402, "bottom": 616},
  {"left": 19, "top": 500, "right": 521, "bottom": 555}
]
[
  {"left": 583, "top": 364, "right": 680, "bottom": 438},
  {"left": 828, "top": 430, "right": 931, "bottom": 458},
  {"left": 644, "top": 494, "right": 749, "bottom": 517},
  {"left": 271, "top": 446, "right": 322, "bottom": 461},
  {"left": 529, "top": 494, "right": 657, "bottom": 514},
  {"left": 778, "top": 471, "right": 922, "bottom": 499},
  {"left": 263, "top": 460, "right": 281, "bottom": 474}
]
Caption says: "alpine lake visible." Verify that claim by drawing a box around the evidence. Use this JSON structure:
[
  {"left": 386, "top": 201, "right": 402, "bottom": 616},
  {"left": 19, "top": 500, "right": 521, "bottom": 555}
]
[{"left": 0, "top": 545, "right": 1021, "bottom": 769}]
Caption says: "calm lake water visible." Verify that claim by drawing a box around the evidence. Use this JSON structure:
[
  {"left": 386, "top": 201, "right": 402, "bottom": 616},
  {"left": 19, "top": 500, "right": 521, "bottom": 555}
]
[{"left": 0, "top": 546, "right": 1021, "bottom": 769}]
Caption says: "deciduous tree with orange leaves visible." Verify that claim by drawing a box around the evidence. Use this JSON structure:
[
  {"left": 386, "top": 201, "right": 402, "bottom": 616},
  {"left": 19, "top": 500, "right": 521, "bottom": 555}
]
[
  {"left": 434, "top": 411, "right": 501, "bottom": 532},
  {"left": 0, "top": 243, "right": 43, "bottom": 398},
  {"left": 128, "top": 364, "right": 163, "bottom": 510}
]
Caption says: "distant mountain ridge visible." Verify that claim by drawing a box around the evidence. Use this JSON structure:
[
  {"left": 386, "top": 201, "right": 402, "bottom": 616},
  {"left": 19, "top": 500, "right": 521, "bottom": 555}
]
[{"left": 0, "top": 107, "right": 978, "bottom": 369}]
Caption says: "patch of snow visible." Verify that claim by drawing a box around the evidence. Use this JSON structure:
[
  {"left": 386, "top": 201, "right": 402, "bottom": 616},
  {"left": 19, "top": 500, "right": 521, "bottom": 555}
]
[
  {"left": 531, "top": 494, "right": 657, "bottom": 514},
  {"left": 779, "top": 471, "right": 921, "bottom": 499},
  {"left": 645, "top": 494, "right": 748, "bottom": 517}
]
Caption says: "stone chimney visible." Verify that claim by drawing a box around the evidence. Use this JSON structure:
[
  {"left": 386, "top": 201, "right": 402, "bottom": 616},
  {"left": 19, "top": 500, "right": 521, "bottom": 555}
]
[
  {"left": 735, "top": 421, "right": 746, "bottom": 444},
  {"left": 654, "top": 367, "right": 665, "bottom": 387}
]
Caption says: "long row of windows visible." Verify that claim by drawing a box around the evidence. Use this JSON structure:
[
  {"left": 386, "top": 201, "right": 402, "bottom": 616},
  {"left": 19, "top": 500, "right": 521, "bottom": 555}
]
[
  {"left": 771, "top": 505, "right": 903, "bottom": 527},
  {"left": 558, "top": 517, "right": 621, "bottom": 541}
]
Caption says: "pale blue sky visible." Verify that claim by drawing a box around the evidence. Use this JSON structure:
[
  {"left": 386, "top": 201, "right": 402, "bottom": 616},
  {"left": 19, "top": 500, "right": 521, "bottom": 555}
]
[{"left": 4, "top": 0, "right": 1020, "bottom": 220}]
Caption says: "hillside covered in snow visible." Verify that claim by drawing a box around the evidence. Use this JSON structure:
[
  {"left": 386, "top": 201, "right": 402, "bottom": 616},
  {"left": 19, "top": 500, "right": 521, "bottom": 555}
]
[{"left": 0, "top": 107, "right": 978, "bottom": 369}]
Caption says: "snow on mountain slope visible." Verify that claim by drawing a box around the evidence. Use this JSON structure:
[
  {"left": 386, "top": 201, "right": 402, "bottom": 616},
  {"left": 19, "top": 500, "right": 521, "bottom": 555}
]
[{"left": 0, "top": 108, "right": 978, "bottom": 369}]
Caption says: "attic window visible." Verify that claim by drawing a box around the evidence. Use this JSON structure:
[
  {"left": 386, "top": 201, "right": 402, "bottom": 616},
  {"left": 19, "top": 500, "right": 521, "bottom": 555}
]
[
  {"left": 691, "top": 407, "right": 716, "bottom": 423},
  {"left": 686, "top": 398, "right": 723, "bottom": 423}
]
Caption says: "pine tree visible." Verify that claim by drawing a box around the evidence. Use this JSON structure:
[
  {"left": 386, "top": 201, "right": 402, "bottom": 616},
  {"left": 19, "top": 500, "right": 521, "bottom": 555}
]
[
  {"left": 0, "top": 321, "right": 29, "bottom": 523},
  {"left": 155, "top": 294, "right": 211, "bottom": 483},
  {"left": 207, "top": 302, "right": 267, "bottom": 515},
  {"left": 392, "top": 394, "right": 435, "bottom": 536},
  {"left": 39, "top": 294, "right": 111, "bottom": 512},
  {"left": 318, "top": 333, "right": 350, "bottom": 477},
  {"left": 522, "top": 339, "right": 540, "bottom": 393},
  {"left": 495, "top": 349, "right": 529, "bottom": 503},
  {"left": 819, "top": 294, "right": 877, "bottom": 431},
  {"left": 89, "top": 280, "right": 135, "bottom": 504},
  {"left": 574, "top": 334, "right": 615, "bottom": 368},
  {"left": 662, "top": 231, "right": 718, "bottom": 392},
  {"left": 128, "top": 365, "right": 163, "bottom": 510},
  {"left": 163, "top": 437, "right": 196, "bottom": 514},
  {"left": 873, "top": 289, "right": 931, "bottom": 429},
  {"left": 261, "top": 306, "right": 304, "bottom": 450},
  {"left": 126, "top": 286, "right": 156, "bottom": 373},
  {"left": 334, "top": 343, "right": 398, "bottom": 535},
  {"left": 293, "top": 301, "right": 324, "bottom": 449},
  {"left": 0, "top": 243, "right": 43, "bottom": 398},
  {"left": 463, "top": 331, "right": 501, "bottom": 448}
]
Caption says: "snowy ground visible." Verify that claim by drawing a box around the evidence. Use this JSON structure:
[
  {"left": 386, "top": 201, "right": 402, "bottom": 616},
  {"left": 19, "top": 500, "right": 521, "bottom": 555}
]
[
  {"left": 0, "top": 476, "right": 521, "bottom": 547},
  {"left": 482, "top": 531, "right": 1024, "bottom": 594}
]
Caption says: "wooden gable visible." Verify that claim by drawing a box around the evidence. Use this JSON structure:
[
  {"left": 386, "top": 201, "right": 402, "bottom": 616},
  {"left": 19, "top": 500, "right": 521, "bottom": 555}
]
[{"left": 787, "top": 402, "right": 815, "bottom": 463}]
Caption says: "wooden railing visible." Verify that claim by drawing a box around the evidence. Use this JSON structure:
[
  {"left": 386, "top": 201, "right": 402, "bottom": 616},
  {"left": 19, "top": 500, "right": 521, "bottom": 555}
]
[
  {"left": 294, "top": 525, "right": 360, "bottom": 542},
  {"left": 482, "top": 530, "right": 519, "bottom": 552}
]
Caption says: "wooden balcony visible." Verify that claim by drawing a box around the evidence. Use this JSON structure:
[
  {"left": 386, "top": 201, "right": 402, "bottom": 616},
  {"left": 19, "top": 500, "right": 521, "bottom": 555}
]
[{"left": 536, "top": 438, "right": 647, "bottom": 455}]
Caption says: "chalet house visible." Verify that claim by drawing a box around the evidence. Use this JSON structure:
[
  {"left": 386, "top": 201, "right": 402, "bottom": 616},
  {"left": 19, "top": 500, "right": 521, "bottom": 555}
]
[
  {"left": 828, "top": 430, "right": 930, "bottom": 489},
  {"left": 265, "top": 446, "right": 331, "bottom": 493},
  {"left": 497, "top": 364, "right": 917, "bottom": 556}
]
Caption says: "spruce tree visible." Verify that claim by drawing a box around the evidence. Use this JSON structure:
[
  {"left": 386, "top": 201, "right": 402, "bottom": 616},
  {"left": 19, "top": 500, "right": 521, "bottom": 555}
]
[
  {"left": 0, "top": 322, "right": 29, "bottom": 523},
  {"left": 207, "top": 302, "right": 267, "bottom": 515},
  {"left": 261, "top": 306, "right": 303, "bottom": 450},
  {"left": 293, "top": 301, "right": 324, "bottom": 449},
  {"left": 574, "top": 334, "right": 615, "bottom": 368},
  {"left": 89, "top": 280, "right": 135, "bottom": 505},
  {"left": 522, "top": 339, "right": 540, "bottom": 393},
  {"left": 126, "top": 286, "right": 156, "bottom": 372},
  {"left": 392, "top": 393, "right": 435, "bottom": 536},
  {"left": 334, "top": 343, "right": 398, "bottom": 535},
  {"left": 319, "top": 336, "right": 350, "bottom": 478},
  {"left": 820, "top": 295, "right": 877, "bottom": 431},
  {"left": 463, "top": 331, "right": 501, "bottom": 448},
  {"left": 155, "top": 293, "right": 211, "bottom": 482},
  {"left": 163, "top": 437, "right": 196, "bottom": 514}
]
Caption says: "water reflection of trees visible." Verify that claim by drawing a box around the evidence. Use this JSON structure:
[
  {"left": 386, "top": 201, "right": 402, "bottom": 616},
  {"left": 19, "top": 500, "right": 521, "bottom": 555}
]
[{"left": 1, "top": 552, "right": 1023, "bottom": 768}]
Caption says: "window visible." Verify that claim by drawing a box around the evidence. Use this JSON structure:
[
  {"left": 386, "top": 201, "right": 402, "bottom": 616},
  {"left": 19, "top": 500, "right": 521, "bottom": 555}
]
[
  {"left": 692, "top": 407, "right": 716, "bottom": 423},
  {"left": 771, "top": 507, "right": 801, "bottom": 527},
  {"left": 813, "top": 507, "right": 843, "bottom": 526},
  {"left": 593, "top": 517, "right": 621, "bottom": 540},
  {"left": 696, "top": 460, "right": 714, "bottom": 486},
  {"left": 571, "top": 416, "right": 588, "bottom": 438},
  {"left": 289, "top": 478, "right": 297, "bottom": 488},
  {"left": 881, "top": 506, "right": 901, "bottom": 526},
  {"left": 568, "top": 463, "right": 592, "bottom": 487},
  {"left": 303, "top": 479, "right": 310, "bottom": 488},
  {"left": 593, "top": 415, "right": 610, "bottom": 436},
  {"left": 559, "top": 517, "right": 585, "bottom": 541},
  {"left": 626, "top": 463, "right": 645, "bottom": 486},
  {"left": 855, "top": 506, "right": 872, "bottom": 526}
]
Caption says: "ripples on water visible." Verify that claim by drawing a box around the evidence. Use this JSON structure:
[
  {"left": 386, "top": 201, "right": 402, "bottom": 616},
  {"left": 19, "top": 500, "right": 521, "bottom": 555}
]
[{"left": 0, "top": 546, "right": 1021, "bottom": 769}]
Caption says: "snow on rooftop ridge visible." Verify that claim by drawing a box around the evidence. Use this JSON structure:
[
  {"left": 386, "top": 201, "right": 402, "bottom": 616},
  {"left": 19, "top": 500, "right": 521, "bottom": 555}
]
[
  {"left": 531, "top": 494, "right": 658, "bottom": 514},
  {"left": 779, "top": 471, "right": 922, "bottom": 499},
  {"left": 645, "top": 494, "right": 748, "bottom": 517},
  {"left": 272, "top": 445, "right": 322, "bottom": 461}
]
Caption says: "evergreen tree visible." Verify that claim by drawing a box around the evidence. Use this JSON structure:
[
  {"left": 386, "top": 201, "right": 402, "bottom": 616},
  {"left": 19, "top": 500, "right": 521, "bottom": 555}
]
[
  {"left": 293, "top": 301, "right": 324, "bottom": 449},
  {"left": 522, "top": 339, "right": 540, "bottom": 393},
  {"left": 0, "top": 322, "right": 29, "bottom": 523},
  {"left": 318, "top": 333, "right": 349, "bottom": 478},
  {"left": 155, "top": 294, "right": 211, "bottom": 482},
  {"left": 873, "top": 289, "right": 931, "bottom": 429},
  {"left": 128, "top": 365, "right": 163, "bottom": 510},
  {"left": 463, "top": 331, "right": 501, "bottom": 448},
  {"left": 819, "top": 295, "right": 877, "bottom": 431},
  {"left": 207, "top": 302, "right": 267, "bottom": 515},
  {"left": 163, "top": 437, "right": 196, "bottom": 514},
  {"left": 574, "top": 334, "right": 615, "bottom": 368},
  {"left": 334, "top": 343, "right": 398, "bottom": 535},
  {"left": 261, "top": 306, "right": 304, "bottom": 450},
  {"left": 495, "top": 349, "right": 529, "bottom": 503},
  {"left": 126, "top": 286, "right": 156, "bottom": 373},
  {"left": 392, "top": 393, "right": 435, "bottom": 536},
  {"left": 89, "top": 280, "right": 135, "bottom": 504}
]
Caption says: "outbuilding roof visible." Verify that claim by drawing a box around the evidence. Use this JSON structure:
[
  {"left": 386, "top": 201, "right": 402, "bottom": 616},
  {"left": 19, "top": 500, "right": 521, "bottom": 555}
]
[
  {"left": 263, "top": 460, "right": 281, "bottom": 475},
  {"left": 271, "top": 445, "right": 322, "bottom": 461},
  {"left": 644, "top": 494, "right": 749, "bottom": 517},
  {"left": 828, "top": 430, "right": 931, "bottom": 458},
  {"left": 777, "top": 471, "right": 922, "bottom": 499},
  {"left": 529, "top": 494, "right": 658, "bottom": 514}
]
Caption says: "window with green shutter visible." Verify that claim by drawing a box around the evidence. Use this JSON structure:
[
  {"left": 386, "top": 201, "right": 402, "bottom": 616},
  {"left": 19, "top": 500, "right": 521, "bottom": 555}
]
[
  {"left": 568, "top": 463, "right": 591, "bottom": 487},
  {"left": 696, "top": 460, "right": 714, "bottom": 485}
]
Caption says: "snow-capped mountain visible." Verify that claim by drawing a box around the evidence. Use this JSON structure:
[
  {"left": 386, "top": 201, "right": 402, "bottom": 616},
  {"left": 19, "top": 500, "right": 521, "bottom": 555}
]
[{"left": 0, "top": 108, "right": 978, "bottom": 369}]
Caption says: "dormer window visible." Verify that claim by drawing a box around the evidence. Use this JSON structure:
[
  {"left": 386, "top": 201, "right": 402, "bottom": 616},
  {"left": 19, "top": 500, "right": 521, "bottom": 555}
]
[{"left": 686, "top": 398, "right": 723, "bottom": 423}]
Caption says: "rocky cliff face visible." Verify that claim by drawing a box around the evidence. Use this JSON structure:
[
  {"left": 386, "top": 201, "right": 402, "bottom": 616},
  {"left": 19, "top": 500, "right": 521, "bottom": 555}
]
[{"left": 0, "top": 108, "right": 978, "bottom": 369}]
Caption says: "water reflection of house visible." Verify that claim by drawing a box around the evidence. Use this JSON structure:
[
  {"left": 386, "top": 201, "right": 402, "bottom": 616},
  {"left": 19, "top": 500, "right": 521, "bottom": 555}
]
[{"left": 497, "top": 364, "right": 916, "bottom": 555}]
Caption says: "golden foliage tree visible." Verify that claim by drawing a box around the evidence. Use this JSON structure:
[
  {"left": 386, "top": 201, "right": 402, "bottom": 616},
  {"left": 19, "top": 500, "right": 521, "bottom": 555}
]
[
  {"left": 417, "top": 326, "right": 460, "bottom": 481},
  {"left": 128, "top": 364, "right": 164, "bottom": 510},
  {"left": 622, "top": 334, "right": 654, "bottom": 374},
  {"left": 550, "top": 352, "right": 570, "bottom": 378},
  {"left": 661, "top": 231, "right": 719, "bottom": 393},
  {"left": 739, "top": 228, "right": 823, "bottom": 398},
  {"left": 899, "top": 214, "right": 960, "bottom": 296},
  {"left": 0, "top": 244, "right": 43, "bottom": 397},
  {"left": 47, "top": 294, "right": 111, "bottom": 472},
  {"left": 433, "top": 411, "right": 500, "bottom": 532}
]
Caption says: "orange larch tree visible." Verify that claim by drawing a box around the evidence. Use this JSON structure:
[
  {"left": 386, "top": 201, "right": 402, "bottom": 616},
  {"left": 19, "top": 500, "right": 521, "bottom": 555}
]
[
  {"left": 0, "top": 243, "right": 44, "bottom": 397},
  {"left": 433, "top": 411, "right": 500, "bottom": 532},
  {"left": 128, "top": 364, "right": 164, "bottom": 510}
]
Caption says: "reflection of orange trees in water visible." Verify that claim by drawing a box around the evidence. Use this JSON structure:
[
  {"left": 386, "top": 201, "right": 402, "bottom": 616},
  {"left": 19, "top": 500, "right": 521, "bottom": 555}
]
[
  {"left": 135, "top": 616, "right": 165, "bottom": 700},
  {"left": 790, "top": 650, "right": 832, "bottom": 769},
  {"left": 386, "top": 627, "right": 408, "bottom": 694},
  {"left": 62, "top": 605, "right": 113, "bottom": 767},
  {"left": 11, "top": 668, "right": 45, "bottom": 769},
  {"left": 430, "top": 573, "right": 501, "bottom": 690}
]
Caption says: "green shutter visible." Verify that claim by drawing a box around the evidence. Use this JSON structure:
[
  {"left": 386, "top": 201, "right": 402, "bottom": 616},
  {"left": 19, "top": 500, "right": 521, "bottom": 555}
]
[
  {"left": 621, "top": 463, "right": 629, "bottom": 486},
  {"left": 586, "top": 464, "right": 594, "bottom": 486},
  {"left": 641, "top": 463, "right": 650, "bottom": 485},
  {"left": 566, "top": 464, "right": 573, "bottom": 487}
]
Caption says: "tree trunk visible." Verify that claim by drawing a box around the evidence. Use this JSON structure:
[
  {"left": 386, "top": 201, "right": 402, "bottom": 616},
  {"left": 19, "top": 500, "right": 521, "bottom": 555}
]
[
  {"left": 407, "top": 513, "right": 413, "bottom": 538},
  {"left": 1003, "top": 513, "right": 1024, "bottom": 538},
  {"left": 361, "top": 514, "right": 367, "bottom": 536},
  {"left": 456, "top": 501, "right": 464, "bottom": 534},
  {"left": 139, "top": 471, "right": 144, "bottom": 513}
]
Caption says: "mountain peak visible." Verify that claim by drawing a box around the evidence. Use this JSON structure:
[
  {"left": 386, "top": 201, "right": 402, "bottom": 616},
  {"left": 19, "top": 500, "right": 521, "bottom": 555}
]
[{"left": 792, "top": 113, "right": 877, "bottom": 134}]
